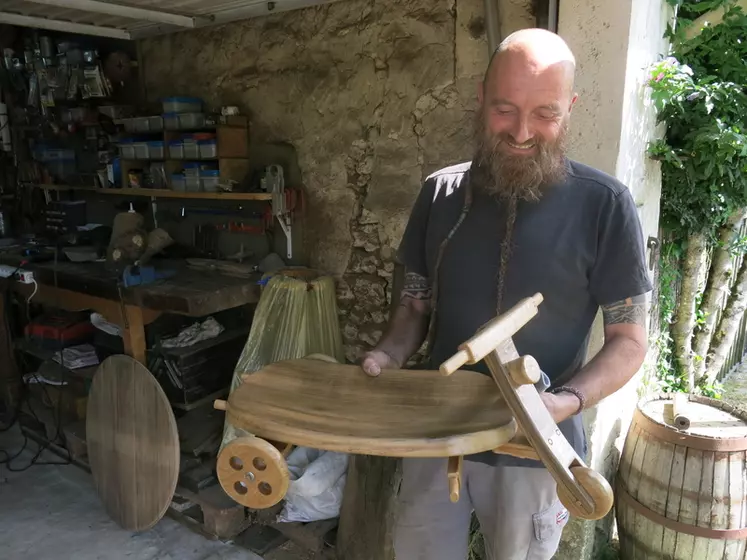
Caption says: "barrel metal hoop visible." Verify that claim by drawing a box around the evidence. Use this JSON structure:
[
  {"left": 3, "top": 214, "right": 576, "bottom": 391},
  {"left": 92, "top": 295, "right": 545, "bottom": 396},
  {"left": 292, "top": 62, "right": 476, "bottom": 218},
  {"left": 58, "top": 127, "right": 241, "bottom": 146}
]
[
  {"left": 616, "top": 483, "right": 747, "bottom": 540},
  {"left": 634, "top": 407, "right": 747, "bottom": 452}
]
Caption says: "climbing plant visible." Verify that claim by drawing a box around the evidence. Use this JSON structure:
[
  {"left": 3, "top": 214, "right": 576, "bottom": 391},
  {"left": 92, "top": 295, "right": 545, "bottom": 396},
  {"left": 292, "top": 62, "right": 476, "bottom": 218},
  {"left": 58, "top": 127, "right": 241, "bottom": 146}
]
[{"left": 649, "top": 0, "right": 747, "bottom": 394}]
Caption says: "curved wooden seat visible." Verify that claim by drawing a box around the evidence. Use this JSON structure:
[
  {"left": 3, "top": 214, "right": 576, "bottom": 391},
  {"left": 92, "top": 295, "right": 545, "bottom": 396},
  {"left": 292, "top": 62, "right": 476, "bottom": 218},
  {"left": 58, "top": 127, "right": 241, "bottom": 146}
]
[{"left": 222, "top": 358, "right": 518, "bottom": 457}]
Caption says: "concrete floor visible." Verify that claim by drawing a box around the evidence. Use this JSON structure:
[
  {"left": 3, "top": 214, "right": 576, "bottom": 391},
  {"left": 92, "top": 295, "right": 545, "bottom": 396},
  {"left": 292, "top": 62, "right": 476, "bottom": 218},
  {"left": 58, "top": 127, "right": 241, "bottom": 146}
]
[{"left": 0, "top": 425, "right": 263, "bottom": 560}]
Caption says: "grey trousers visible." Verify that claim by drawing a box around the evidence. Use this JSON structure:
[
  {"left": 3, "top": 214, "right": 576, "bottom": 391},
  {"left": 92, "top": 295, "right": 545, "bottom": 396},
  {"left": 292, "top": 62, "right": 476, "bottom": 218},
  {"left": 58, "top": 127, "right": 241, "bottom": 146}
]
[{"left": 393, "top": 458, "right": 569, "bottom": 560}]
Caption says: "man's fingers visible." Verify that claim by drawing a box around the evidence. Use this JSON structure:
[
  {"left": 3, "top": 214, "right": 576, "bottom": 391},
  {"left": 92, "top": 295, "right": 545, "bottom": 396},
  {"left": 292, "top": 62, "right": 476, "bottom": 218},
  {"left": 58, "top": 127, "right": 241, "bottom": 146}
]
[{"left": 361, "top": 357, "right": 382, "bottom": 377}]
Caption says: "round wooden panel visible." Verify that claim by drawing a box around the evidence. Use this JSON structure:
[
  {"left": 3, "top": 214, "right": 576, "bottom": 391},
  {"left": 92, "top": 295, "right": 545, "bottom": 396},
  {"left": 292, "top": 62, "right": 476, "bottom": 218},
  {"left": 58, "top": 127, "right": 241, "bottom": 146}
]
[{"left": 86, "top": 355, "right": 179, "bottom": 531}]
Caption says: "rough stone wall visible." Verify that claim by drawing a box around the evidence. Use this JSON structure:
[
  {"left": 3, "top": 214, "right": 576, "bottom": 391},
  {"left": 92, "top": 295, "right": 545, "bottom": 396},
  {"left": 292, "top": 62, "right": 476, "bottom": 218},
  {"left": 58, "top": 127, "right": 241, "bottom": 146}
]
[{"left": 140, "top": 0, "right": 517, "bottom": 362}]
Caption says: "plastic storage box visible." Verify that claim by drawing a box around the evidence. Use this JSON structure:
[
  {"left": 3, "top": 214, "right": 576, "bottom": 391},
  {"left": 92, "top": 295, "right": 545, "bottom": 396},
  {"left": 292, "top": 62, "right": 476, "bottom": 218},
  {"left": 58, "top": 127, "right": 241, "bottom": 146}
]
[
  {"left": 118, "top": 140, "right": 136, "bottom": 159},
  {"left": 168, "top": 141, "right": 183, "bottom": 158},
  {"left": 149, "top": 116, "right": 163, "bottom": 131},
  {"left": 148, "top": 141, "right": 164, "bottom": 159},
  {"left": 178, "top": 113, "right": 206, "bottom": 129},
  {"left": 163, "top": 113, "right": 180, "bottom": 130},
  {"left": 171, "top": 174, "right": 186, "bottom": 191},
  {"left": 133, "top": 142, "right": 149, "bottom": 159},
  {"left": 185, "top": 174, "right": 201, "bottom": 192},
  {"left": 121, "top": 117, "right": 139, "bottom": 133},
  {"left": 162, "top": 97, "right": 203, "bottom": 114},
  {"left": 201, "top": 170, "right": 220, "bottom": 192},
  {"left": 183, "top": 162, "right": 201, "bottom": 177},
  {"left": 198, "top": 139, "right": 217, "bottom": 159},
  {"left": 183, "top": 139, "right": 200, "bottom": 159}
]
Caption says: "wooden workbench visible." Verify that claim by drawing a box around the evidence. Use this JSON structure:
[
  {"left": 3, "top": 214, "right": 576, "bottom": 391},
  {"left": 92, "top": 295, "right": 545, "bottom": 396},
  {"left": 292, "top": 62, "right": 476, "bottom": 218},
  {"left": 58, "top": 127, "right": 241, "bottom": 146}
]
[{"left": 3, "top": 257, "right": 261, "bottom": 364}]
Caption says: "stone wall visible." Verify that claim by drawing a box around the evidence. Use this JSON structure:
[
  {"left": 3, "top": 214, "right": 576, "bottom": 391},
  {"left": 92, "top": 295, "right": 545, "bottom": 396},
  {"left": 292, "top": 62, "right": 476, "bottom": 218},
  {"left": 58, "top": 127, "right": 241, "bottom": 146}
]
[{"left": 140, "top": 0, "right": 533, "bottom": 362}]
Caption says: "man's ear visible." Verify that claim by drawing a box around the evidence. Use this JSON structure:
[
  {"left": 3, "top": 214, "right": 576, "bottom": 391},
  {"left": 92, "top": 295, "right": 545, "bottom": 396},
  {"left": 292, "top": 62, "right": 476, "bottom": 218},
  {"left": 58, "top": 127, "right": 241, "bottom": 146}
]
[
  {"left": 568, "top": 93, "right": 579, "bottom": 114},
  {"left": 477, "top": 80, "right": 485, "bottom": 105}
]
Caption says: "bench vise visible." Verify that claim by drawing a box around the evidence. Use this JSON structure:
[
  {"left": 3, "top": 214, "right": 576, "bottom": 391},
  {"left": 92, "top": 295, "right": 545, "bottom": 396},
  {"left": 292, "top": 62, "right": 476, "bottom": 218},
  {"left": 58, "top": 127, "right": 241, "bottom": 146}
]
[{"left": 122, "top": 264, "right": 176, "bottom": 288}]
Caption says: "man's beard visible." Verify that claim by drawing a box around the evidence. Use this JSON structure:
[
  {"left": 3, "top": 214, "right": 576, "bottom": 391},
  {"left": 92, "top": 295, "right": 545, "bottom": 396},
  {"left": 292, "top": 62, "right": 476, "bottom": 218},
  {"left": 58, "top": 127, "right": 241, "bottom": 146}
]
[{"left": 472, "top": 114, "right": 569, "bottom": 201}]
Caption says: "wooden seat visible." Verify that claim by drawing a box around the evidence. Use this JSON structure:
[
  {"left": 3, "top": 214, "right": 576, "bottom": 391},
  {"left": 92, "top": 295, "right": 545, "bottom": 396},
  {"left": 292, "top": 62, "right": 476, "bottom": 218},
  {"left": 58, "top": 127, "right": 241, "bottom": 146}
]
[{"left": 222, "top": 358, "right": 518, "bottom": 457}]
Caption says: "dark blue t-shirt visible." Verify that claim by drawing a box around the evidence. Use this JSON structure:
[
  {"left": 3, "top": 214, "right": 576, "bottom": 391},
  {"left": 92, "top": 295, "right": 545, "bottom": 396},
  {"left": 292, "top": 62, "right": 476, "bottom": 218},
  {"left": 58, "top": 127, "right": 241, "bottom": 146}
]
[{"left": 397, "top": 159, "right": 652, "bottom": 467}]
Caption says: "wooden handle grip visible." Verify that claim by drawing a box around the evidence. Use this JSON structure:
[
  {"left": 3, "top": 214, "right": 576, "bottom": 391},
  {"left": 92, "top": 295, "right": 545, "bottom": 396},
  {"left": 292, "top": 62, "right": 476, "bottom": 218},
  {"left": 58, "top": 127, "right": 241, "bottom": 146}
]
[
  {"left": 214, "top": 399, "right": 227, "bottom": 411},
  {"left": 440, "top": 349, "right": 470, "bottom": 376},
  {"left": 449, "top": 477, "right": 460, "bottom": 503},
  {"left": 439, "top": 294, "right": 544, "bottom": 375}
]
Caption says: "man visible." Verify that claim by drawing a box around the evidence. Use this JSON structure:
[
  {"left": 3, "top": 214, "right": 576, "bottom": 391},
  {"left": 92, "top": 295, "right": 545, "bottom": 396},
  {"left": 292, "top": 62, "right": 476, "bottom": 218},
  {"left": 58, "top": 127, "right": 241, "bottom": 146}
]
[{"left": 360, "top": 28, "right": 652, "bottom": 560}]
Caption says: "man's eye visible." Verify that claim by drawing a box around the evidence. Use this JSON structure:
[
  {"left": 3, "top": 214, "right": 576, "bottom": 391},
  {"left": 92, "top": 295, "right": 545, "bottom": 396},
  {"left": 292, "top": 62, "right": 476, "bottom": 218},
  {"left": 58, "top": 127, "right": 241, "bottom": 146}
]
[{"left": 537, "top": 111, "right": 557, "bottom": 120}]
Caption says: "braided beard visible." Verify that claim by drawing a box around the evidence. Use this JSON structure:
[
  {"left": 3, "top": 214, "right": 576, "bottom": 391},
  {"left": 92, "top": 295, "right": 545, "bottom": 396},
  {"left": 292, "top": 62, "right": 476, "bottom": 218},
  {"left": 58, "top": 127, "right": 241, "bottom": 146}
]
[
  {"left": 471, "top": 113, "right": 569, "bottom": 313},
  {"left": 472, "top": 113, "right": 569, "bottom": 201}
]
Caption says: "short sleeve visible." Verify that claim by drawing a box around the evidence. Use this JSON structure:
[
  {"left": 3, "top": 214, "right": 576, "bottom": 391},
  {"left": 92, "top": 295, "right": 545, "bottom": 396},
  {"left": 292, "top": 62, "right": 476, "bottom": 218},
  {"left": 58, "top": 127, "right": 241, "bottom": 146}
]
[
  {"left": 589, "top": 188, "right": 653, "bottom": 305},
  {"left": 396, "top": 179, "right": 436, "bottom": 278}
]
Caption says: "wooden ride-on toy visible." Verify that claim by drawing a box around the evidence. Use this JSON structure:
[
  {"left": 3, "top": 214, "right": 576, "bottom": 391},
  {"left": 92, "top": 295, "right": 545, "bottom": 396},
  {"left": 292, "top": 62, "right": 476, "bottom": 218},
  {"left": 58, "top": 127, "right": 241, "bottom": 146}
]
[{"left": 214, "top": 293, "right": 614, "bottom": 520}]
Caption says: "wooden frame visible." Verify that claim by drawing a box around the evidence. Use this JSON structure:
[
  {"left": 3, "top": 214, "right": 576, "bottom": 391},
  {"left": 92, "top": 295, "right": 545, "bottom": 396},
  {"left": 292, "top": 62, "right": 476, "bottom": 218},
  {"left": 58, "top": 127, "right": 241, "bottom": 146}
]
[{"left": 214, "top": 293, "right": 614, "bottom": 521}]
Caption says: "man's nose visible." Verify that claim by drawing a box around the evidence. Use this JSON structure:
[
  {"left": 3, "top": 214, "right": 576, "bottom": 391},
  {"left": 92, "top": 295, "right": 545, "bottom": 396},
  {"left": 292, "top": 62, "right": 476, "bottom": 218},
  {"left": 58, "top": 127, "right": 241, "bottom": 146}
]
[{"left": 510, "top": 117, "right": 533, "bottom": 144}]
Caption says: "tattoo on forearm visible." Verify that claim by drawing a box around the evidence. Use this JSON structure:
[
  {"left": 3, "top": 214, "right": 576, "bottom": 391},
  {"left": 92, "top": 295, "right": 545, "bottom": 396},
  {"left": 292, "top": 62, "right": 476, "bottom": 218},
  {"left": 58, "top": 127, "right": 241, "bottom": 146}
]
[
  {"left": 602, "top": 294, "right": 648, "bottom": 326},
  {"left": 401, "top": 272, "right": 432, "bottom": 301}
]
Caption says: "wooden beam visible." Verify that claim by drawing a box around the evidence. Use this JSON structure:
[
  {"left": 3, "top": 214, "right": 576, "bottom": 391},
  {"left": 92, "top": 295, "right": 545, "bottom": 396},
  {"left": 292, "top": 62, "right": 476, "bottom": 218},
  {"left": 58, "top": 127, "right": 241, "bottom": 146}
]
[
  {"left": 24, "top": 0, "right": 202, "bottom": 28},
  {"left": 0, "top": 12, "right": 131, "bottom": 40}
]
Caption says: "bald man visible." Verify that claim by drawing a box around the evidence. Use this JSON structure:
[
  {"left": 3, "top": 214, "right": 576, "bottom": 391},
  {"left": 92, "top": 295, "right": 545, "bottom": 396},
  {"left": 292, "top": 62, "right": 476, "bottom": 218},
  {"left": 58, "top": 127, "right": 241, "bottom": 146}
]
[{"left": 360, "top": 29, "right": 651, "bottom": 559}]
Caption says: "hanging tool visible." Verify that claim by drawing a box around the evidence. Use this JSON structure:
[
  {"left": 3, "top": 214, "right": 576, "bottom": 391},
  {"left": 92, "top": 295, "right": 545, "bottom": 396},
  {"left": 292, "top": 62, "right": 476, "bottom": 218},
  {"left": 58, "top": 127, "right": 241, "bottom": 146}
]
[{"left": 262, "top": 165, "right": 294, "bottom": 260}]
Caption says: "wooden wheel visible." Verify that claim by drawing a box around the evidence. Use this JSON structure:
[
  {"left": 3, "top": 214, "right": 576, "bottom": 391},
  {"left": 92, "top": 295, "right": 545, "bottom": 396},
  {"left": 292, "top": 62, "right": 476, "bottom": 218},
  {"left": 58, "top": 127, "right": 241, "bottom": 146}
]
[
  {"left": 216, "top": 436, "right": 290, "bottom": 509},
  {"left": 557, "top": 466, "right": 614, "bottom": 520}
]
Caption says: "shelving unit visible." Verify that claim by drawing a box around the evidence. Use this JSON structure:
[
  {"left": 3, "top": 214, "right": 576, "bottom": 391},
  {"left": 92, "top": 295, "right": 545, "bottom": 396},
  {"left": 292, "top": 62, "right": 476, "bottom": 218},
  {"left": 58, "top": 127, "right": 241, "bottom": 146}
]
[
  {"left": 28, "top": 184, "right": 272, "bottom": 201},
  {"left": 118, "top": 114, "right": 250, "bottom": 192}
]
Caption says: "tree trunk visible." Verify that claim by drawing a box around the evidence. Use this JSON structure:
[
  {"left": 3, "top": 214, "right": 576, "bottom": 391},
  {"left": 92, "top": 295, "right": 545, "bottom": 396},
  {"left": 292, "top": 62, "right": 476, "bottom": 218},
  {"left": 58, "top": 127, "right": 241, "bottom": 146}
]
[
  {"left": 336, "top": 455, "right": 401, "bottom": 560},
  {"left": 672, "top": 232, "right": 709, "bottom": 391},
  {"left": 692, "top": 210, "right": 747, "bottom": 383},
  {"left": 705, "top": 257, "right": 747, "bottom": 381}
]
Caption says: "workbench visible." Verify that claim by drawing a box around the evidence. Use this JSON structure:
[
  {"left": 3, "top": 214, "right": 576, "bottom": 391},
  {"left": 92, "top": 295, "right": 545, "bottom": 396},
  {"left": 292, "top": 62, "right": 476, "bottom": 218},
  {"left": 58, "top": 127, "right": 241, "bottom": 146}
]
[{"left": 1, "top": 257, "right": 261, "bottom": 364}]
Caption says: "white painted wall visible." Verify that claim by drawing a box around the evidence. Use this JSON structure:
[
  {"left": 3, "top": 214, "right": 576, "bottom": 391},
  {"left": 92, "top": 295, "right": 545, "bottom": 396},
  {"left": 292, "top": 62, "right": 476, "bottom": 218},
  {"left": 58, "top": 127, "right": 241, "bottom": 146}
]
[{"left": 557, "top": 0, "right": 671, "bottom": 556}]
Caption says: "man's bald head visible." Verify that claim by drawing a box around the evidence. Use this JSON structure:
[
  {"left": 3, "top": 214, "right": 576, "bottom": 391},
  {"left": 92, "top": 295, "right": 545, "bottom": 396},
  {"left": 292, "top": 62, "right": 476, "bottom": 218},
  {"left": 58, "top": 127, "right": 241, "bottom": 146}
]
[
  {"left": 485, "top": 28, "right": 576, "bottom": 95},
  {"left": 473, "top": 28, "right": 578, "bottom": 200}
]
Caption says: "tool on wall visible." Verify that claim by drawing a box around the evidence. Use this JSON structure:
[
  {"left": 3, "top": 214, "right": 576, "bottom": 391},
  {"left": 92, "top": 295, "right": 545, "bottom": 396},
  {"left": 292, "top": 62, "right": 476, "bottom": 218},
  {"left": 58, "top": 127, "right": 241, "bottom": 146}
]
[{"left": 262, "top": 165, "right": 297, "bottom": 260}]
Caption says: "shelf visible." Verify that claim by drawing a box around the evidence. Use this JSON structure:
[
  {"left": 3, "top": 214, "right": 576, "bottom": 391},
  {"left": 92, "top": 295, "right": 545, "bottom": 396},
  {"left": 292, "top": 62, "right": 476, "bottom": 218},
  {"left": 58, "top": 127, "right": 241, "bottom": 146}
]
[
  {"left": 28, "top": 184, "right": 272, "bottom": 201},
  {"left": 99, "top": 188, "right": 272, "bottom": 201}
]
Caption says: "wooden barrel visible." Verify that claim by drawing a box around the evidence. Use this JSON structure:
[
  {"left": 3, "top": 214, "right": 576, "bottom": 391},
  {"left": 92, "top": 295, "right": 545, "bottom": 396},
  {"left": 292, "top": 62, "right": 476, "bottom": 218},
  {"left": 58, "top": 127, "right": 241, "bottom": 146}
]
[{"left": 616, "top": 394, "right": 747, "bottom": 559}]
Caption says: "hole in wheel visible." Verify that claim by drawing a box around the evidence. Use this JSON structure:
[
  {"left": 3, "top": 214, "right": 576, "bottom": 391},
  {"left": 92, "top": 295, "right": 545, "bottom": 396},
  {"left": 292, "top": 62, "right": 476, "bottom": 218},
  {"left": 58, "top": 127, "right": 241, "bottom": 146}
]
[
  {"left": 253, "top": 457, "right": 267, "bottom": 471},
  {"left": 234, "top": 481, "right": 248, "bottom": 495},
  {"left": 229, "top": 456, "right": 243, "bottom": 471},
  {"left": 258, "top": 482, "right": 272, "bottom": 496}
]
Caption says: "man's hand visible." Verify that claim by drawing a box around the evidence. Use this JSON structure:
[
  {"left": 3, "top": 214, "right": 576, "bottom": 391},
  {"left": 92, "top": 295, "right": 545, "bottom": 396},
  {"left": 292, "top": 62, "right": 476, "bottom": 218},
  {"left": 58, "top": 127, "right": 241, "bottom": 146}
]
[
  {"left": 539, "top": 391, "right": 581, "bottom": 424},
  {"left": 360, "top": 349, "right": 400, "bottom": 377}
]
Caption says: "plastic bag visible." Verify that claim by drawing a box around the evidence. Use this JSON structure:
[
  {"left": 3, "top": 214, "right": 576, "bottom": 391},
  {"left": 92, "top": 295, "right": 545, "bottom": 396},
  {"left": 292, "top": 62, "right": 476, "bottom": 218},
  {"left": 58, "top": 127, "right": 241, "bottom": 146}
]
[{"left": 277, "top": 446, "right": 349, "bottom": 523}]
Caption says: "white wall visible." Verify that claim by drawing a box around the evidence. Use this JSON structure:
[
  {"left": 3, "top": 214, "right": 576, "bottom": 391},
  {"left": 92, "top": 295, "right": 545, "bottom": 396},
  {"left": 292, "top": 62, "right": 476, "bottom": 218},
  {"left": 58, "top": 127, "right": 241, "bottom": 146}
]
[{"left": 557, "top": 0, "right": 671, "bottom": 556}]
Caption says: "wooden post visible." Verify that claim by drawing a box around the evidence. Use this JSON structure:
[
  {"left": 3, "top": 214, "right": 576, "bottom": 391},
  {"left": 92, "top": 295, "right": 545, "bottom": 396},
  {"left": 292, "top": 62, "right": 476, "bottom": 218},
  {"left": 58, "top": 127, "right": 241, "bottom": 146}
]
[
  {"left": 335, "top": 261, "right": 405, "bottom": 559},
  {"left": 122, "top": 304, "right": 147, "bottom": 364},
  {"left": 336, "top": 455, "right": 402, "bottom": 560},
  {"left": 0, "top": 291, "right": 21, "bottom": 416}
]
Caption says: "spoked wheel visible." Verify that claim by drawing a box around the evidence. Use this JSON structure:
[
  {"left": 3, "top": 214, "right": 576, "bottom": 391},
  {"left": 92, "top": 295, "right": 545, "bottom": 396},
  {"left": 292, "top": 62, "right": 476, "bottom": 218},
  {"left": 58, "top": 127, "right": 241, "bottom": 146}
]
[
  {"left": 557, "top": 466, "right": 614, "bottom": 520},
  {"left": 216, "top": 436, "right": 290, "bottom": 509}
]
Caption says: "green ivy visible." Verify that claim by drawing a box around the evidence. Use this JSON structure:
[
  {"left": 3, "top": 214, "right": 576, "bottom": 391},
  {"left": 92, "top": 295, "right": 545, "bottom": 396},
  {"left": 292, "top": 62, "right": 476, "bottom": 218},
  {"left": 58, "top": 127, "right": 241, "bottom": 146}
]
[
  {"left": 648, "top": 2, "right": 747, "bottom": 240},
  {"left": 648, "top": 1, "right": 747, "bottom": 395}
]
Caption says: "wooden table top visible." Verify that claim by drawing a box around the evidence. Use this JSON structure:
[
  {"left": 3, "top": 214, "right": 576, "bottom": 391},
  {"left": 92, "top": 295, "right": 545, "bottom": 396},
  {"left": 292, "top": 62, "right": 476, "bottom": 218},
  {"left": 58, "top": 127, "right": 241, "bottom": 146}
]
[
  {"left": 0, "top": 255, "right": 261, "bottom": 316},
  {"left": 225, "top": 358, "right": 518, "bottom": 457},
  {"left": 86, "top": 355, "right": 180, "bottom": 531}
]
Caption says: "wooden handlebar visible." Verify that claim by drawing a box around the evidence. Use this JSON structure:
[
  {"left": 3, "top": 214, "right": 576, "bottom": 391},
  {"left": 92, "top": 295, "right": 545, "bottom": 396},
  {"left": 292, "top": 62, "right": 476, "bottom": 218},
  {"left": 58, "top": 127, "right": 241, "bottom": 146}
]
[{"left": 440, "top": 293, "right": 544, "bottom": 375}]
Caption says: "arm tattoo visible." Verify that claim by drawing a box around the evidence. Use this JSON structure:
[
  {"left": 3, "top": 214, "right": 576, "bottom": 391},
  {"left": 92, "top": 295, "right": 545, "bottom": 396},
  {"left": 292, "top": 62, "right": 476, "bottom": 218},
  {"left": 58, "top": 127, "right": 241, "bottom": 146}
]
[
  {"left": 401, "top": 271, "right": 432, "bottom": 301},
  {"left": 601, "top": 294, "right": 648, "bottom": 326}
]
